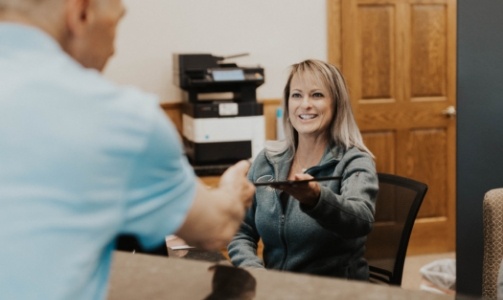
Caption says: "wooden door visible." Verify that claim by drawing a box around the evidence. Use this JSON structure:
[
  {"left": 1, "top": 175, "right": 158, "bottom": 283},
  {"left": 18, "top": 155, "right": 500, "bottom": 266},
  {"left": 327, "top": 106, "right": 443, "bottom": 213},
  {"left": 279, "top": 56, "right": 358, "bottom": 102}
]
[{"left": 328, "top": 0, "right": 457, "bottom": 254}]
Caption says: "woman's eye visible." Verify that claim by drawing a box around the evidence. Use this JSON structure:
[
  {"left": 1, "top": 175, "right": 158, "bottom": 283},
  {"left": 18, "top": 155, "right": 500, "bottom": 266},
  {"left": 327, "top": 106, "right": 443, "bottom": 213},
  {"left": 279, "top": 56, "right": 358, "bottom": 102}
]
[
  {"left": 312, "top": 92, "right": 324, "bottom": 98},
  {"left": 291, "top": 93, "right": 302, "bottom": 98}
]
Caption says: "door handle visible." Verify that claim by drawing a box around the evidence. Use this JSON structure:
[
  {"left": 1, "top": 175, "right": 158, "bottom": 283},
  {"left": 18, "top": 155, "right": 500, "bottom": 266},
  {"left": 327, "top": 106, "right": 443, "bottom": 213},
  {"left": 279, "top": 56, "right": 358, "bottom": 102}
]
[{"left": 442, "top": 106, "right": 456, "bottom": 118}]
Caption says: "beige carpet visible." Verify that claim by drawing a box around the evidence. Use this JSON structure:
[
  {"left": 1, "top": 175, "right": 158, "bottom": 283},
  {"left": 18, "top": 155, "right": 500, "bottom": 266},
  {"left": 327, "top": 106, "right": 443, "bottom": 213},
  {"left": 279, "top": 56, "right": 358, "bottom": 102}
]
[{"left": 401, "top": 252, "right": 456, "bottom": 297}]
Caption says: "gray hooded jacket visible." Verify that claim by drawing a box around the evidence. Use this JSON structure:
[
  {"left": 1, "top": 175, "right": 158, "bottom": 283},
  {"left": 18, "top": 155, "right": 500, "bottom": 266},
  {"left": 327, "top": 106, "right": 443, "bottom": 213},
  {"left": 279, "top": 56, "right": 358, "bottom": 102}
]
[{"left": 228, "top": 144, "right": 378, "bottom": 280}]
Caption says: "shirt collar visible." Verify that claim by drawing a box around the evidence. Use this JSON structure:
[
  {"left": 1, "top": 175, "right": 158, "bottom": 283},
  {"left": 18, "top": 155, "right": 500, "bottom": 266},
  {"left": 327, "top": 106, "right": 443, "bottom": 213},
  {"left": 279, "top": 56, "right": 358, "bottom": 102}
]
[{"left": 0, "top": 22, "right": 62, "bottom": 54}]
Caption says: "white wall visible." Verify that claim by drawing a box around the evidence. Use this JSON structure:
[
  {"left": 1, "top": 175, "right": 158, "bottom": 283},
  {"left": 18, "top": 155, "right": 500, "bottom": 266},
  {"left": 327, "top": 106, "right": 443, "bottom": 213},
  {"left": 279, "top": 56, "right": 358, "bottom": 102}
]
[{"left": 103, "top": 0, "right": 328, "bottom": 103}]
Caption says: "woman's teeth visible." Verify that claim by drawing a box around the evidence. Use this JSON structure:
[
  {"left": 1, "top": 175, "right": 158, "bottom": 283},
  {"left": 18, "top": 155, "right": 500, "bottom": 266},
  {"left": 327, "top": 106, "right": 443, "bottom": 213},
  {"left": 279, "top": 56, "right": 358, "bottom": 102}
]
[{"left": 299, "top": 114, "right": 316, "bottom": 120}]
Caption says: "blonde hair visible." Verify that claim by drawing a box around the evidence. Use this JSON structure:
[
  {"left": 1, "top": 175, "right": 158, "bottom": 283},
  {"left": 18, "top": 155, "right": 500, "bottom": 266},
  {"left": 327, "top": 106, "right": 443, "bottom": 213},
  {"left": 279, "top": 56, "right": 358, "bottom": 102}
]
[{"left": 267, "top": 59, "right": 373, "bottom": 158}]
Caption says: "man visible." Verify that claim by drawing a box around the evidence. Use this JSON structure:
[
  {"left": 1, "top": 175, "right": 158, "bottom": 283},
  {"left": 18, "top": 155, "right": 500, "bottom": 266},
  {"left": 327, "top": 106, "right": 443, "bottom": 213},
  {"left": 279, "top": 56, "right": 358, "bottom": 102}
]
[{"left": 0, "top": 0, "right": 255, "bottom": 299}]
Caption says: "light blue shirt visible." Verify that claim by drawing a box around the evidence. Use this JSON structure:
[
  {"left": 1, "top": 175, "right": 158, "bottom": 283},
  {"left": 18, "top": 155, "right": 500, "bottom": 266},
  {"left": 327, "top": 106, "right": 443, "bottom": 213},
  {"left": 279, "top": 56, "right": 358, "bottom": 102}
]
[{"left": 0, "top": 23, "right": 196, "bottom": 299}]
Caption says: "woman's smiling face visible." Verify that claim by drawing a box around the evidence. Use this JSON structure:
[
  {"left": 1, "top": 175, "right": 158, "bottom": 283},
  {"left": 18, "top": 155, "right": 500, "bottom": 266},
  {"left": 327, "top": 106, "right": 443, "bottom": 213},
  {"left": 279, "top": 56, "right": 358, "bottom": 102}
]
[{"left": 288, "top": 72, "right": 334, "bottom": 139}]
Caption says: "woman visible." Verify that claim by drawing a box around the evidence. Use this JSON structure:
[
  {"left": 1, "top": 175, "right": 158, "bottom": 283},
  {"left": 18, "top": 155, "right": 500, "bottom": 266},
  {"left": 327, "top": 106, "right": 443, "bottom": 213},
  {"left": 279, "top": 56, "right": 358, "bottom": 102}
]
[{"left": 227, "top": 59, "right": 379, "bottom": 280}]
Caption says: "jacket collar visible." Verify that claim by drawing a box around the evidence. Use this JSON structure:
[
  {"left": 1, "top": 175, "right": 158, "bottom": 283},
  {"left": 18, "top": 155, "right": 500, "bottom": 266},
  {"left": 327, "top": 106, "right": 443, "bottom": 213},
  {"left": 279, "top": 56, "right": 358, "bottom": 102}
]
[{"left": 264, "top": 143, "right": 346, "bottom": 180}]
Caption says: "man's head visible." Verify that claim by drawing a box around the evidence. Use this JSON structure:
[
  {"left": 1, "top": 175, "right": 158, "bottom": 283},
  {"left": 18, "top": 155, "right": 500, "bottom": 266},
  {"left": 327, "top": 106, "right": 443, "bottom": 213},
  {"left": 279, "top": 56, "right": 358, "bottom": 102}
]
[{"left": 0, "top": 0, "right": 126, "bottom": 71}]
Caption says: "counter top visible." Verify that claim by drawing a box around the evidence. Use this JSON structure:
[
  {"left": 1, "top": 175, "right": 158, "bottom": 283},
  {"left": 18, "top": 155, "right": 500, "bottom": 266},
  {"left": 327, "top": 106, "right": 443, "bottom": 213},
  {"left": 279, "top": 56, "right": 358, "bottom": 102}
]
[{"left": 107, "top": 251, "right": 453, "bottom": 300}]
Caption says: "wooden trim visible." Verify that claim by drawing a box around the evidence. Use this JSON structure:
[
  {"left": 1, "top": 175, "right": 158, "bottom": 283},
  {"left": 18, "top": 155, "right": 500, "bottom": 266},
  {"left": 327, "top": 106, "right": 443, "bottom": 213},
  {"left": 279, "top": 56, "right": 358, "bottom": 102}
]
[
  {"left": 259, "top": 98, "right": 282, "bottom": 140},
  {"left": 160, "top": 102, "right": 183, "bottom": 133},
  {"left": 327, "top": 0, "right": 342, "bottom": 68}
]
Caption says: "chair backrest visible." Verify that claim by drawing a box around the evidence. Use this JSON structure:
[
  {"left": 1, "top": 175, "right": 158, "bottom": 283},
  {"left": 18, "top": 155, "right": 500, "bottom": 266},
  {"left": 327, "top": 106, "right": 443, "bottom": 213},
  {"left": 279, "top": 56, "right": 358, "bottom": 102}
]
[
  {"left": 482, "top": 188, "right": 503, "bottom": 299},
  {"left": 365, "top": 173, "right": 428, "bottom": 286}
]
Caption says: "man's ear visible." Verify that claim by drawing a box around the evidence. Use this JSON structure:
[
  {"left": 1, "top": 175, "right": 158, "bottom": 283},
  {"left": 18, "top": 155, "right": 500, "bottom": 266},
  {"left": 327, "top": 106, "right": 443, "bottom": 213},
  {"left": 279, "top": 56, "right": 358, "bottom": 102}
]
[{"left": 65, "top": 0, "right": 92, "bottom": 37}]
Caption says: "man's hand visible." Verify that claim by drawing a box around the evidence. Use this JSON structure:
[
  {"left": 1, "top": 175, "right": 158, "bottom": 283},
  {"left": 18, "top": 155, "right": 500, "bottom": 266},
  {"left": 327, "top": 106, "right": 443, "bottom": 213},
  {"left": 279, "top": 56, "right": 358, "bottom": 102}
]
[
  {"left": 219, "top": 160, "right": 255, "bottom": 210},
  {"left": 175, "top": 160, "right": 255, "bottom": 251}
]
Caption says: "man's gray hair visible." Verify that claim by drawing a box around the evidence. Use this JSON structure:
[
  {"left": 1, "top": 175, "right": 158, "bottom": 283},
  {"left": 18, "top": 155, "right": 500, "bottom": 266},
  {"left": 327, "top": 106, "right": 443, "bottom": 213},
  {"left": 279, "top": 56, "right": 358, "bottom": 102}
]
[{"left": 0, "top": 0, "right": 62, "bottom": 14}]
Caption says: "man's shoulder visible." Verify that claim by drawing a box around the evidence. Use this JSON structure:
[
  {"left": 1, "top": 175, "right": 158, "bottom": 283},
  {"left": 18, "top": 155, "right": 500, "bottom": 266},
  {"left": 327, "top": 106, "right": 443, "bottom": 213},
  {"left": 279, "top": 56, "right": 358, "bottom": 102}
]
[{"left": 54, "top": 64, "right": 160, "bottom": 117}]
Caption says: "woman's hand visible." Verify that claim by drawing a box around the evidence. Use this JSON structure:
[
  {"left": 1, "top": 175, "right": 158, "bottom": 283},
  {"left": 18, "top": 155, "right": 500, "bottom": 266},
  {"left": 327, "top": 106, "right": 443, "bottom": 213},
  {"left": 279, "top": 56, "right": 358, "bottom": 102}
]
[{"left": 274, "top": 173, "right": 321, "bottom": 208}]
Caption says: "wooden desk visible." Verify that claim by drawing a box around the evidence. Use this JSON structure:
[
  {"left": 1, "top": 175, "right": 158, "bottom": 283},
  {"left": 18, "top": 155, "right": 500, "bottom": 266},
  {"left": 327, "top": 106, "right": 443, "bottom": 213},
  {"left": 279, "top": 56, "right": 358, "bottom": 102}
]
[
  {"left": 199, "top": 175, "right": 220, "bottom": 188},
  {"left": 107, "top": 251, "right": 453, "bottom": 300}
]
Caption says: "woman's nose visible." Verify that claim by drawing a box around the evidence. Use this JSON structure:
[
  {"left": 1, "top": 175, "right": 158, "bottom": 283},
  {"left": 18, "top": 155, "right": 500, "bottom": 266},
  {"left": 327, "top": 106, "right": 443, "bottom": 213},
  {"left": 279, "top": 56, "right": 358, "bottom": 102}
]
[{"left": 300, "top": 96, "right": 311, "bottom": 107}]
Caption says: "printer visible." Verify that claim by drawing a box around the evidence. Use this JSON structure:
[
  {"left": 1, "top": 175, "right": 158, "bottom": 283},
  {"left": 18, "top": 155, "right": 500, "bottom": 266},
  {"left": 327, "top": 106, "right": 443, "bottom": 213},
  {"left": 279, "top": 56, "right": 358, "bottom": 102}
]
[{"left": 173, "top": 53, "right": 265, "bottom": 169}]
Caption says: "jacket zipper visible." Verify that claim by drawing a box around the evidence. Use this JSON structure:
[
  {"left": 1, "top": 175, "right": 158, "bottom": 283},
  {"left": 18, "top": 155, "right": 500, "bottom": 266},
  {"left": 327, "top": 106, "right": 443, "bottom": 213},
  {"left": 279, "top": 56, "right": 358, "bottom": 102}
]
[
  {"left": 270, "top": 156, "right": 337, "bottom": 270},
  {"left": 279, "top": 213, "right": 288, "bottom": 270}
]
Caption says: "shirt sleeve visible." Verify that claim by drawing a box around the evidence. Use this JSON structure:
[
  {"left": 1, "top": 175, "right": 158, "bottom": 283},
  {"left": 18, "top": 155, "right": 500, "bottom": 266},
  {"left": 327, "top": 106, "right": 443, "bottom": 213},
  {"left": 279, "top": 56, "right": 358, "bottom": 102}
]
[{"left": 122, "top": 107, "right": 197, "bottom": 249}]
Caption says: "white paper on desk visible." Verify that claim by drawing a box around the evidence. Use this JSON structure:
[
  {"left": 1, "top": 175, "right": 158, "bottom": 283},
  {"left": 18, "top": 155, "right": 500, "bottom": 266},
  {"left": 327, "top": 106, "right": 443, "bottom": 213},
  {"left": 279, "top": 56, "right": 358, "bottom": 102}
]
[{"left": 170, "top": 245, "right": 195, "bottom": 251}]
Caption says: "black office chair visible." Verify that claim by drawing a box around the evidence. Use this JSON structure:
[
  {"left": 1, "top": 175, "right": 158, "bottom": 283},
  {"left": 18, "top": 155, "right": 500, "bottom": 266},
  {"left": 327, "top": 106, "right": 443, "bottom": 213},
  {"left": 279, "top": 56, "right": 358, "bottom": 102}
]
[{"left": 365, "top": 173, "right": 428, "bottom": 286}]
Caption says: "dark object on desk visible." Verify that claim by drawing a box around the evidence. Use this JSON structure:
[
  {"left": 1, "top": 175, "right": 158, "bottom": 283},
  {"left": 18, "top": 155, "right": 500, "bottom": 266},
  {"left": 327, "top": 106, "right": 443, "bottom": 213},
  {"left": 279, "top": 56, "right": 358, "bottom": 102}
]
[
  {"left": 365, "top": 173, "right": 428, "bottom": 286},
  {"left": 204, "top": 264, "right": 257, "bottom": 300},
  {"left": 115, "top": 234, "right": 167, "bottom": 256}
]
